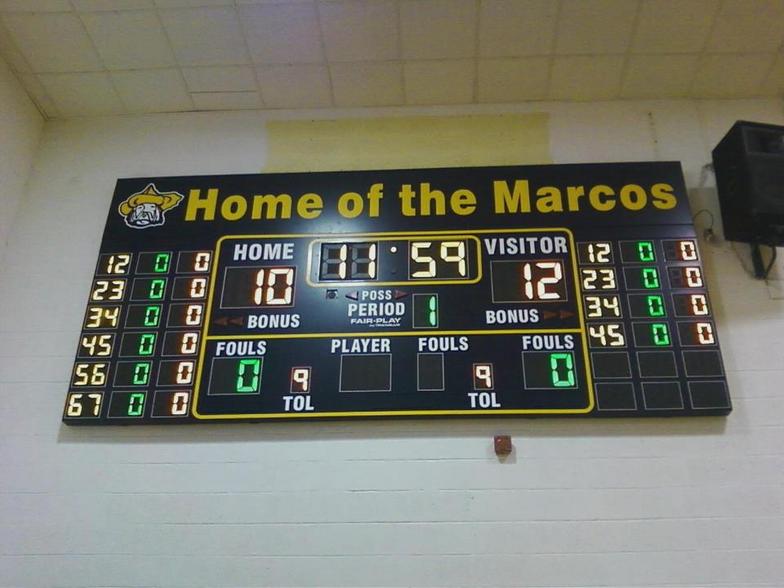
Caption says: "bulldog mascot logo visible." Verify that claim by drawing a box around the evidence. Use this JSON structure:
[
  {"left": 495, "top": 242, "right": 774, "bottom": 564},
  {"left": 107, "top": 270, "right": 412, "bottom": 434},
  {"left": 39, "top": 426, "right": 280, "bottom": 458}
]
[{"left": 118, "top": 184, "right": 184, "bottom": 229}]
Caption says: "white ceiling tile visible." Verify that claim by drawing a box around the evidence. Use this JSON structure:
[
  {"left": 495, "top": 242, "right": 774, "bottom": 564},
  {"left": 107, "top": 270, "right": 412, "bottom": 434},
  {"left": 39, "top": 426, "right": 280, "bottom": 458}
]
[
  {"left": 549, "top": 55, "right": 624, "bottom": 100},
  {"left": 632, "top": 0, "right": 718, "bottom": 53},
  {"left": 0, "top": 18, "right": 31, "bottom": 72},
  {"left": 477, "top": 57, "right": 549, "bottom": 102},
  {"left": 400, "top": 0, "right": 476, "bottom": 59},
  {"left": 691, "top": 54, "right": 774, "bottom": 97},
  {"left": 112, "top": 69, "right": 192, "bottom": 112},
  {"left": 191, "top": 91, "right": 261, "bottom": 109},
  {"left": 73, "top": 0, "right": 155, "bottom": 10},
  {"left": 556, "top": 0, "right": 638, "bottom": 54},
  {"left": 621, "top": 54, "right": 700, "bottom": 98},
  {"left": 1, "top": 13, "right": 102, "bottom": 72},
  {"left": 155, "top": 0, "right": 232, "bottom": 7},
  {"left": 761, "top": 54, "right": 784, "bottom": 94},
  {"left": 182, "top": 65, "right": 256, "bottom": 92},
  {"left": 257, "top": 64, "right": 331, "bottom": 108},
  {"left": 160, "top": 6, "right": 248, "bottom": 66},
  {"left": 479, "top": 0, "right": 557, "bottom": 57},
  {"left": 705, "top": 0, "right": 784, "bottom": 53},
  {"left": 240, "top": 2, "right": 323, "bottom": 64},
  {"left": 2, "top": 0, "right": 779, "bottom": 114},
  {"left": 0, "top": 0, "right": 71, "bottom": 11},
  {"left": 39, "top": 72, "right": 125, "bottom": 116},
  {"left": 82, "top": 11, "right": 175, "bottom": 69},
  {"left": 320, "top": 0, "right": 398, "bottom": 62},
  {"left": 404, "top": 59, "right": 474, "bottom": 105},
  {"left": 330, "top": 62, "right": 403, "bottom": 106},
  {"left": 19, "top": 73, "right": 60, "bottom": 118}
]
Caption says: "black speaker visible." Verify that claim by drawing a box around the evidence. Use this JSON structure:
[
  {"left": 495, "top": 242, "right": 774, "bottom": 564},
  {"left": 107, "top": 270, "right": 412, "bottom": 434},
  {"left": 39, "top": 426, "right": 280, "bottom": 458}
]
[{"left": 712, "top": 120, "right": 784, "bottom": 245}]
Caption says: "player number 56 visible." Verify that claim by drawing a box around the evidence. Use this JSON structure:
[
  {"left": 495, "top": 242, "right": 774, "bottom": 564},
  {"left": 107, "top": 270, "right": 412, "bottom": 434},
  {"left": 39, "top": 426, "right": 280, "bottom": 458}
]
[{"left": 73, "top": 363, "right": 108, "bottom": 386}]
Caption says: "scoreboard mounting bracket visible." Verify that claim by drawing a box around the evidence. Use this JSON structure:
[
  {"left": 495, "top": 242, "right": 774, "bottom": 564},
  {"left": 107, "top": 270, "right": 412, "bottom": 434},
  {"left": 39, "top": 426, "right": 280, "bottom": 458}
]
[{"left": 64, "top": 163, "right": 731, "bottom": 425}]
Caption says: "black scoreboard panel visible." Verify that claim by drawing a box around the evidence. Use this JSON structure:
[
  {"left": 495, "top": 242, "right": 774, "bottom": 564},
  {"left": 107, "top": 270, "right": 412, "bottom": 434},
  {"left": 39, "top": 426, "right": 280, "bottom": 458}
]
[{"left": 63, "top": 163, "right": 731, "bottom": 424}]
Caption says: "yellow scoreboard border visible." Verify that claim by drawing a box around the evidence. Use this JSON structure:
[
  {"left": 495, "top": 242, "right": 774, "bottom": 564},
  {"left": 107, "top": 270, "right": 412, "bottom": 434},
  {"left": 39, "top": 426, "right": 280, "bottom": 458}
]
[{"left": 192, "top": 228, "right": 594, "bottom": 419}]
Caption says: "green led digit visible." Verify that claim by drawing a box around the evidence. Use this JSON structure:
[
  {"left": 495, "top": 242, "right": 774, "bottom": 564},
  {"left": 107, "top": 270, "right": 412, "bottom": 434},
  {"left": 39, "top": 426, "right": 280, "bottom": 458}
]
[
  {"left": 549, "top": 352, "right": 575, "bottom": 388},
  {"left": 127, "top": 393, "right": 145, "bottom": 416},
  {"left": 642, "top": 267, "right": 660, "bottom": 289},
  {"left": 137, "top": 333, "right": 155, "bottom": 355},
  {"left": 132, "top": 362, "right": 150, "bottom": 385},
  {"left": 651, "top": 323, "right": 670, "bottom": 346},
  {"left": 428, "top": 295, "right": 438, "bottom": 327},
  {"left": 646, "top": 295, "right": 665, "bottom": 317},
  {"left": 148, "top": 278, "right": 165, "bottom": 299},
  {"left": 153, "top": 253, "right": 170, "bottom": 273},
  {"left": 235, "top": 358, "right": 261, "bottom": 393},
  {"left": 143, "top": 305, "right": 161, "bottom": 326},
  {"left": 637, "top": 241, "right": 655, "bottom": 262}
]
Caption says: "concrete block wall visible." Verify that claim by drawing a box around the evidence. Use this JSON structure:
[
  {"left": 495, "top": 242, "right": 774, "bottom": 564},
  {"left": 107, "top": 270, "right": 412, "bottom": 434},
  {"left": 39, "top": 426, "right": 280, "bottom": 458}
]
[
  {"left": 0, "top": 57, "right": 42, "bottom": 263},
  {"left": 1, "top": 98, "right": 783, "bottom": 587}
]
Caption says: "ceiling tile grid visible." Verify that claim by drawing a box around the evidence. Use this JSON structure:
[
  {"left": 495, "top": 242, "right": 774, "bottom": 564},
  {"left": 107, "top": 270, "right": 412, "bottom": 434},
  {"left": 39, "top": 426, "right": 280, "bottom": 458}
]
[{"left": 0, "top": 0, "right": 781, "bottom": 118}]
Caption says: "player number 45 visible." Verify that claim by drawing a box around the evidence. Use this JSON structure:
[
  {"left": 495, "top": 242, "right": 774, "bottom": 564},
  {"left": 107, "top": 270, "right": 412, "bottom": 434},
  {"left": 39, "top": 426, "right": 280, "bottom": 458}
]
[
  {"left": 588, "top": 324, "right": 625, "bottom": 347},
  {"left": 81, "top": 334, "right": 112, "bottom": 356}
]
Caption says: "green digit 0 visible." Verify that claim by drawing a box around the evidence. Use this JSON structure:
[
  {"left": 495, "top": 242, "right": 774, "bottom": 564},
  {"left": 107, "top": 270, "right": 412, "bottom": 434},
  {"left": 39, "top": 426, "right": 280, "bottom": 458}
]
[
  {"left": 549, "top": 352, "right": 575, "bottom": 388},
  {"left": 154, "top": 253, "right": 170, "bottom": 273},
  {"left": 127, "top": 393, "right": 145, "bottom": 416},
  {"left": 138, "top": 333, "right": 155, "bottom": 355},
  {"left": 235, "top": 359, "right": 261, "bottom": 393},
  {"left": 148, "top": 278, "right": 165, "bottom": 299},
  {"left": 143, "top": 305, "right": 161, "bottom": 326},
  {"left": 132, "top": 362, "right": 150, "bottom": 385},
  {"left": 642, "top": 268, "right": 660, "bottom": 289},
  {"left": 646, "top": 295, "right": 665, "bottom": 317},
  {"left": 651, "top": 323, "right": 670, "bottom": 346},
  {"left": 637, "top": 241, "right": 655, "bottom": 262}
]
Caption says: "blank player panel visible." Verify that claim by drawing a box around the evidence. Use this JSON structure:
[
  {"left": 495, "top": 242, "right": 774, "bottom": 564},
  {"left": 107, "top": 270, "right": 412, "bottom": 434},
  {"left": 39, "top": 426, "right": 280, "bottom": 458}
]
[
  {"left": 682, "top": 350, "right": 724, "bottom": 378},
  {"left": 417, "top": 353, "right": 444, "bottom": 391},
  {"left": 637, "top": 351, "right": 678, "bottom": 378},
  {"left": 590, "top": 352, "right": 632, "bottom": 379},
  {"left": 688, "top": 381, "right": 731, "bottom": 409},
  {"left": 340, "top": 355, "right": 392, "bottom": 392},
  {"left": 595, "top": 382, "right": 637, "bottom": 411},
  {"left": 642, "top": 382, "right": 684, "bottom": 410}
]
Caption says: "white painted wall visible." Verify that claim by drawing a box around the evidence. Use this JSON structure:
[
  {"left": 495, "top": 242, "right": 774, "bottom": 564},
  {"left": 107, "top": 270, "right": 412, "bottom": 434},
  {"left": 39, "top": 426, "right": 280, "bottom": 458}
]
[
  {"left": 0, "top": 56, "right": 42, "bottom": 265},
  {"left": 2, "top": 99, "right": 784, "bottom": 588}
]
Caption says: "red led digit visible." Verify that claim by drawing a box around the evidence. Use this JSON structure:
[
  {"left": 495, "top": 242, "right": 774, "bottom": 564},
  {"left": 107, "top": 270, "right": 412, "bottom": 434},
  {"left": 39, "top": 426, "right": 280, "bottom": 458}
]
[
  {"left": 473, "top": 364, "right": 494, "bottom": 390},
  {"left": 679, "top": 240, "right": 698, "bottom": 261},
  {"left": 290, "top": 367, "right": 312, "bottom": 393},
  {"left": 696, "top": 322, "right": 715, "bottom": 345}
]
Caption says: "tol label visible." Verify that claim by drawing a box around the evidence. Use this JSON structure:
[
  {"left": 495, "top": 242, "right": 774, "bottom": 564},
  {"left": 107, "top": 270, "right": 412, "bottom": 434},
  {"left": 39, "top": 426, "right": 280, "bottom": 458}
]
[
  {"left": 283, "top": 395, "right": 314, "bottom": 412},
  {"left": 467, "top": 392, "right": 500, "bottom": 408}
]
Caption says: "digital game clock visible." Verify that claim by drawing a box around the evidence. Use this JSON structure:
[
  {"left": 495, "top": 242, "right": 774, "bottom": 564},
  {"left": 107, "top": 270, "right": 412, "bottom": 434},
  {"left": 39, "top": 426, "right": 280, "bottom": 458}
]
[{"left": 63, "top": 163, "right": 731, "bottom": 424}]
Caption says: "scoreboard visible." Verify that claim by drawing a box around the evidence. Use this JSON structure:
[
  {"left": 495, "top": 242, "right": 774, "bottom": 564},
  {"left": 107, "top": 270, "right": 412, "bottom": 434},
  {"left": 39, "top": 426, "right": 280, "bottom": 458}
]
[{"left": 63, "top": 163, "right": 731, "bottom": 424}]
